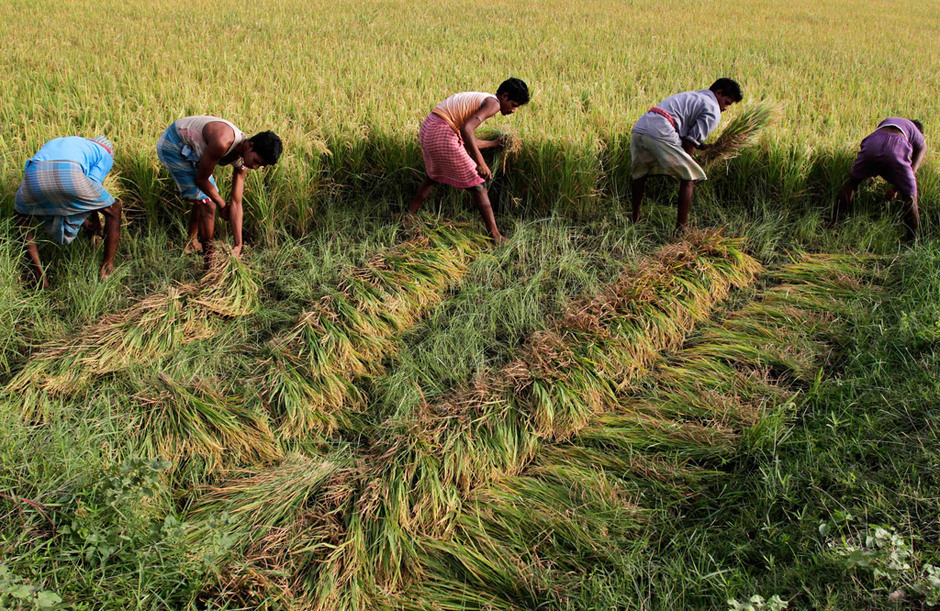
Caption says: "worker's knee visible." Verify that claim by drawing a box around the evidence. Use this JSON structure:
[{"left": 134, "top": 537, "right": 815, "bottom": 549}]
[{"left": 465, "top": 184, "right": 485, "bottom": 193}]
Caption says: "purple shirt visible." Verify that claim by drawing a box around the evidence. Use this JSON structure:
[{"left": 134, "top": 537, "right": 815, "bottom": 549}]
[
  {"left": 632, "top": 89, "right": 722, "bottom": 148},
  {"left": 877, "top": 118, "right": 925, "bottom": 158}
]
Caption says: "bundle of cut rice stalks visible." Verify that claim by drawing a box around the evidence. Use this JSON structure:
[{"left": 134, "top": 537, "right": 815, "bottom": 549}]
[
  {"left": 393, "top": 254, "right": 885, "bottom": 611},
  {"left": 132, "top": 373, "right": 281, "bottom": 470},
  {"left": 190, "top": 252, "right": 262, "bottom": 318},
  {"left": 699, "top": 101, "right": 777, "bottom": 165},
  {"left": 6, "top": 288, "right": 215, "bottom": 417},
  {"left": 487, "top": 128, "right": 523, "bottom": 176},
  {"left": 261, "top": 221, "right": 488, "bottom": 438},
  {"left": 6, "top": 251, "right": 262, "bottom": 417}
]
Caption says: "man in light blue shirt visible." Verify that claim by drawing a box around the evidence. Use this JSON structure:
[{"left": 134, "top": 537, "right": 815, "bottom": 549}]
[
  {"left": 15, "top": 136, "right": 121, "bottom": 286},
  {"left": 630, "top": 78, "right": 742, "bottom": 231}
]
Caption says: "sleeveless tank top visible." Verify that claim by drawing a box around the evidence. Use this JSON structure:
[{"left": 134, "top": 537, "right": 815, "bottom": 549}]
[
  {"left": 174, "top": 116, "right": 247, "bottom": 167},
  {"left": 432, "top": 92, "right": 498, "bottom": 134}
]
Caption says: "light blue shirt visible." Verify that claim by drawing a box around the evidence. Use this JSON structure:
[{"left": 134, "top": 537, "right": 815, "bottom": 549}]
[
  {"left": 28, "top": 137, "right": 114, "bottom": 184},
  {"left": 632, "top": 89, "right": 722, "bottom": 148}
]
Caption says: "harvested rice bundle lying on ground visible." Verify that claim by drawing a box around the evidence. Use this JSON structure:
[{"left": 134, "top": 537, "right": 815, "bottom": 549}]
[
  {"left": 190, "top": 252, "right": 262, "bottom": 318},
  {"left": 397, "top": 254, "right": 884, "bottom": 610},
  {"left": 4, "top": 253, "right": 262, "bottom": 416},
  {"left": 699, "top": 101, "right": 777, "bottom": 165},
  {"left": 5, "top": 288, "right": 213, "bottom": 418},
  {"left": 261, "top": 220, "right": 489, "bottom": 438},
  {"left": 188, "top": 231, "right": 762, "bottom": 609},
  {"left": 131, "top": 373, "right": 281, "bottom": 470}
]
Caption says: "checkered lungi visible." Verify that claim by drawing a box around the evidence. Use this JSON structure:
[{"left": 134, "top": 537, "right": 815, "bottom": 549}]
[
  {"left": 156, "top": 122, "right": 217, "bottom": 200},
  {"left": 418, "top": 113, "right": 486, "bottom": 189},
  {"left": 14, "top": 160, "right": 115, "bottom": 245},
  {"left": 630, "top": 132, "right": 707, "bottom": 182}
]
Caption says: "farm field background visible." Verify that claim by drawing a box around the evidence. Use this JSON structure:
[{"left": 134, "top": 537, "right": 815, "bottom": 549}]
[{"left": 1, "top": 0, "right": 940, "bottom": 609}]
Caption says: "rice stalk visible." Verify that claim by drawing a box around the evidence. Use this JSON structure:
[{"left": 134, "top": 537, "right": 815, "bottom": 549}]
[
  {"left": 699, "top": 101, "right": 777, "bottom": 165},
  {"left": 131, "top": 373, "right": 281, "bottom": 470},
  {"left": 260, "top": 220, "right": 488, "bottom": 438},
  {"left": 190, "top": 252, "right": 262, "bottom": 318}
]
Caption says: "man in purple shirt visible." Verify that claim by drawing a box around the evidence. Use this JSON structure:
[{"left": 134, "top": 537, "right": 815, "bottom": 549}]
[
  {"left": 833, "top": 118, "right": 926, "bottom": 241},
  {"left": 630, "top": 78, "right": 742, "bottom": 231}
]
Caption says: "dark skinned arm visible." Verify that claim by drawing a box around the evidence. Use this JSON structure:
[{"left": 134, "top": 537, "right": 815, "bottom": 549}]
[
  {"left": 226, "top": 167, "right": 246, "bottom": 257},
  {"left": 911, "top": 146, "right": 926, "bottom": 174},
  {"left": 681, "top": 139, "right": 697, "bottom": 156},
  {"left": 194, "top": 122, "right": 238, "bottom": 209},
  {"left": 460, "top": 97, "right": 502, "bottom": 180},
  {"left": 99, "top": 202, "right": 121, "bottom": 279}
]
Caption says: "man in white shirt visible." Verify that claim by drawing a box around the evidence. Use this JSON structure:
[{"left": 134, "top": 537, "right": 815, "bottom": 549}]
[{"left": 630, "top": 78, "right": 742, "bottom": 231}]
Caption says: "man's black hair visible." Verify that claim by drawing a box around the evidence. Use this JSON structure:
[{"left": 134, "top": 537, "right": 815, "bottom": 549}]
[
  {"left": 912, "top": 120, "right": 924, "bottom": 134},
  {"left": 249, "top": 131, "right": 283, "bottom": 165},
  {"left": 497, "top": 77, "right": 530, "bottom": 105},
  {"left": 710, "top": 78, "right": 743, "bottom": 102}
]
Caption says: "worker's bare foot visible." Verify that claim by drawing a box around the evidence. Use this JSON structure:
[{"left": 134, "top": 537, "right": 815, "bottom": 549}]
[
  {"left": 99, "top": 263, "right": 115, "bottom": 280},
  {"left": 184, "top": 236, "right": 203, "bottom": 254}
]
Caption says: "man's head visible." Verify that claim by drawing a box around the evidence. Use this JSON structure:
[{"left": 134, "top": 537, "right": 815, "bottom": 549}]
[
  {"left": 709, "top": 78, "right": 743, "bottom": 112},
  {"left": 912, "top": 120, "right": 924, "bottom": 134},
  {"left": 243, "top": 131, "right": 283, "bottom": 169},
  {"left": 496, "top": 77, "right": 530, "bottom": 115}
]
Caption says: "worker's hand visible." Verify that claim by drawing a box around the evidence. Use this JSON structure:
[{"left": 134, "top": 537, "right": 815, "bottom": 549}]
[
  {"left": 885, "top": 187, "right": 898, "bottom": 201},
  {"left": 218, "top": 202, "right": 231, "bottom": 221},
  {"left": 231, "top": 244, "right": 242, "bottom": 259},
  {"left": 477, "top": 162, "right": 492, "bottom": 181}
]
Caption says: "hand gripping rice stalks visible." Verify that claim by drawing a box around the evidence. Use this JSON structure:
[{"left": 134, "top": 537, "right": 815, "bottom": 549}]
[{"left": 699, "top": 101, "right": 777, "bottom": 166}]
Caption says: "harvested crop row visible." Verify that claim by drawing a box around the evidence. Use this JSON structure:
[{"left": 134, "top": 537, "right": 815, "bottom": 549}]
[
  {"left": 190, "top": 230, "right": 761, "bottom": 609},
  {"left": 5, "top": 254, "right": 260, "bottom": 420},
  {"left": 397, "top": 253, "right": 885, "bottom": 610},
  {"left": 258, "top": 219, "right": 489, "bottom": 438}
]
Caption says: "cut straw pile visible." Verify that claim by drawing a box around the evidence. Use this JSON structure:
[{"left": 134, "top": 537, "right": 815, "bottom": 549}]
[
  {"left": 190, "top": 230, "right": 766, "bottom": 608},
  {"left": 260, "top": 219, "right": 489, "bottom": 438},
  {"left": 5, "top": 253, "right": 261, "bottom": 419},
  {"left": 398, "top": 253, "right": 885, "bottom": 609},
  {"left": 131, "top": 372, "right": 281, "bottom": 470},
  {"left": 699, "top": 101, "right": 777, "bottom": 165}
]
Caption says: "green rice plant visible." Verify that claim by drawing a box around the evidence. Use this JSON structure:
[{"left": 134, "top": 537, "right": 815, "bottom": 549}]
[
  {"left": 389, "top": 253, "right": 884, "bottom": 610},
  {"left": 700, "top": 102, "right": 778, "bottom": 166},
  {"left": 233, "top": 231, "right": 763, "bottom": 608},
  {"left": 131, "top": 373, "right": 280, "bottom": 470}
]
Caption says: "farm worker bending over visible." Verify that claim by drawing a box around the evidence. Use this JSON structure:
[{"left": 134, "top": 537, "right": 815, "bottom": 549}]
[
  {"left": 157, "top": 116, "right": 282, "bottom": 262},
  {"left": 14, "top": 136, "right": 121, "bottom": 287},
  {"left": 630, "top": 78, "right": 742, "bottom": 231},
  {"left": 407, "top": 78, "right": 530, "bottom": 244},
  {"left": 833, "top": 118, "right": 926, "bottom": 241}
]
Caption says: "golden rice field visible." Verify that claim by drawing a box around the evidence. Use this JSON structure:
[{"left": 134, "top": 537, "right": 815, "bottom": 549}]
[{"left": 1, "top": 1, "right": 939, "bottom": 609}]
